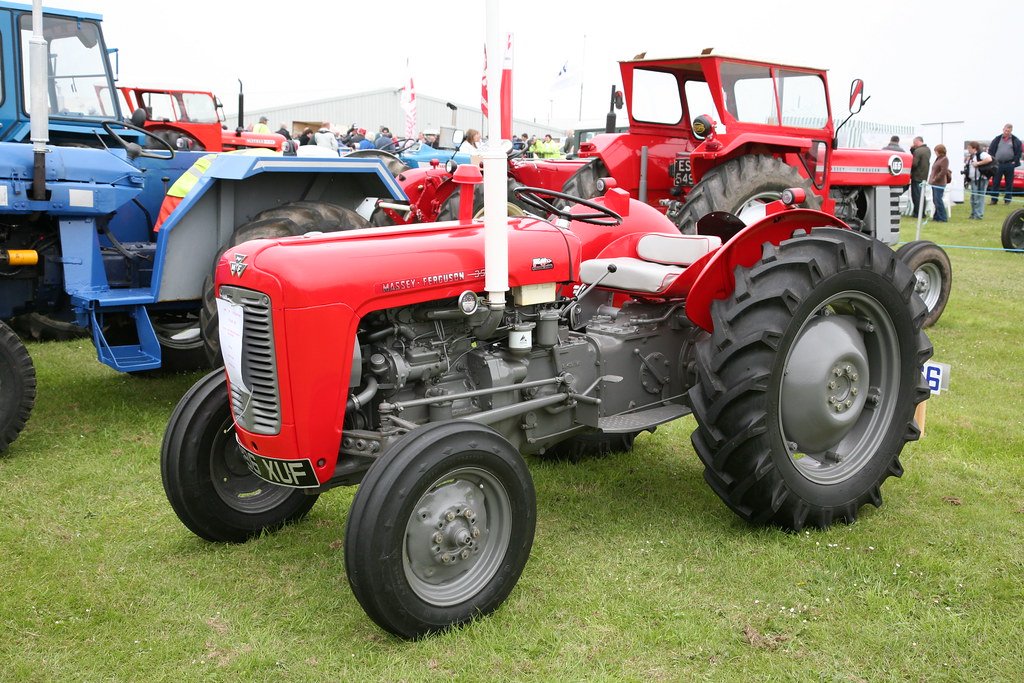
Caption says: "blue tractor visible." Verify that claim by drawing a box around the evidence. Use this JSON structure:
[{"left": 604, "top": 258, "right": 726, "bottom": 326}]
[{"left": 0, "top": 1, "right": 405, "bottom": 452}]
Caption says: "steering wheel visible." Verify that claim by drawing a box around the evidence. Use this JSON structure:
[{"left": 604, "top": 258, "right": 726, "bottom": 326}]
[
  {"left": 507, "top": 145, "right": 527, "bottom": 161},
  {"left": 391, "top": 138, "right": 418, "bottom": 154},
  {"left": 512, "top": 186, "right": 622, "bottom": 226},
  {"left": 101, "top": 120, "right": 175, "bottom": 160}
]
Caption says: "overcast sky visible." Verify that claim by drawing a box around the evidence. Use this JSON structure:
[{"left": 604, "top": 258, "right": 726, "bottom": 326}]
[{"left": 55, "top": 0, "right": 1023, "bottom": 142}]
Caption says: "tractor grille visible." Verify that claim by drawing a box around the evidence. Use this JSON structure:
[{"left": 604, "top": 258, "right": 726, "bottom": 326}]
[{"left": 219, "top": 285, "right": 281, "bottom": 435}]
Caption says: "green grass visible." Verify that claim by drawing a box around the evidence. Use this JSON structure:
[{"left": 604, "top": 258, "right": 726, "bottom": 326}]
[{"left": 1, "top": 202, "right": 1022, "bottom": 681}]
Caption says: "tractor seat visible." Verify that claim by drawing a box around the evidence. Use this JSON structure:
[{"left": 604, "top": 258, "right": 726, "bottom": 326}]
[{"left": 579, "top": 233, "right": 722, "bottom": 294}]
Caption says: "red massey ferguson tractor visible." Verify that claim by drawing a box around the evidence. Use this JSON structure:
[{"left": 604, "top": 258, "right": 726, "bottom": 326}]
[
  {"left": 161, "top": 163, "right": 933, "bottom": 637},
  {"left": 372, "top": 52, "right": 951, "bottom": 326}
]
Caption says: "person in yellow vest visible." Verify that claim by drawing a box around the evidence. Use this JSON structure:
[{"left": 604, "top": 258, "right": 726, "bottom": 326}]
[
  {"left": 251, "top": 116, "right": 272, "bottom": 133},
  {"left": 154, "top": 149, "right": 278, "bottom": 231}
]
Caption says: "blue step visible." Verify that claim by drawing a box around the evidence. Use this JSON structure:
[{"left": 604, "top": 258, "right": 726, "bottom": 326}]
[{"left": 89, "top": 304, "right": 162, "bottom": 372}]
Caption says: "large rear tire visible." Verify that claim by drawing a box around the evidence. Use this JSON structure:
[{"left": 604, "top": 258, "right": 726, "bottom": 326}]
[
  {"left": 1002, "top": 208, "right": 1024, "bottom": 252},
  {"left": 671, "top": 155, "right": 821, "bottom": 234},
  {"left": 161, "top": 370, "right": 319, "bottom": 542},
  {"left": 895, "top": 240, "right": 951, "bottom": 327},
  {"left": 345, "top": 421, "right": 536, "bottom": 638},
  {"left": 689, "top": 228, "right": 932, "bottom": 531},
  {"left": 200, "top": 201, "right": 368, "bottom": 365},
  {"left": 0, "top": 320, "right": 36, "bottom": 454}
]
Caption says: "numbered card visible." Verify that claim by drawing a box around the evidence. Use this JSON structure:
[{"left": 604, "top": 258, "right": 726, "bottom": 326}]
[{"left": 923, "top": 361, "right": 950, "bottom": 395}]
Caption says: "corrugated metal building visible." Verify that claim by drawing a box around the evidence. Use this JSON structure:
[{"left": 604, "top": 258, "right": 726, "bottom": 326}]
[{"left": 236, "top": 90, "right": 564, "bottom": 141}]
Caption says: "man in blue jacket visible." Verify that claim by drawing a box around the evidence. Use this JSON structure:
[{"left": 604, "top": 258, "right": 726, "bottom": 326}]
[{"left": 988, "top": 123, "right": 1022, "bottom": 204}]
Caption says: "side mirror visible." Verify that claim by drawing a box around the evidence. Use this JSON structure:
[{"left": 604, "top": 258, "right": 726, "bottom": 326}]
[
  {"left": 613, "top": 90, "right": 624, "bottom": 110},
  {"left": 848, "top": 79, "right": 866, "bottom": 114}
]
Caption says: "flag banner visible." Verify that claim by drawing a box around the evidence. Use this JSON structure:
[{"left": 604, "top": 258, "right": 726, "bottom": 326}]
[
  {"left": 401, "top": 61, "right": 416, "bottom": 139},
  {"left": 551, "top": 58, "right": 580, "bottom": 92}
]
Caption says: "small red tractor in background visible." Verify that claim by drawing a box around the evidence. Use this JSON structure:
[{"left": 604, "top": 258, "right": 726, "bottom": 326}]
[{"left": 118, "top": 86, "right": 284, "bottom": 152}]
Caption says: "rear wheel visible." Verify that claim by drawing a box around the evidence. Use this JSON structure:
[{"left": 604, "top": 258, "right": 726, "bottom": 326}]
[
  {"left": 345, "top": 421, "right": 536, "bottom": 638},
  {"left": 0, "top": 320, "right": 36, "bottom": 454},
  {"left": 689, "top": 228, "right": 931, "bottom": 530},
  {"left": 200, "top": 201, "right": 368, "bottom": 364},
  {"left": 671, "top": 155, "right": 821, "bottom": 234},
  {"left": 895, "top": 240, "right": 952, "bottom": 327},
  {"left": 161, "top": 370, "right": 319, "bottom": 542},
  {"left": 346, "top": 148, "right": 411, "bottom": 176},
  {"left": 1002, "top": 208, "right": 1024, "bottom": 252},
  {"left": 437, "top": 179, "right": 530, "bottom": 221},
  {"left": 559, "top": 157, "right": 609, "bottom": 201}
]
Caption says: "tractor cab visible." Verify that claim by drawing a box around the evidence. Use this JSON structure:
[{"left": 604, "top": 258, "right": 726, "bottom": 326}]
[{"left": 0, "top": 2, "right": 140, "bottom": 146}]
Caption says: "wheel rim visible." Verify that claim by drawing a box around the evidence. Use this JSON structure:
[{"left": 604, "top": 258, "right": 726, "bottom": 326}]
[
  {"left": 911, "top": 263, "right": 943, "bottom": 311},
  {"left": 207, "top": 416, "right": 297, "bottom": 513},
  {"left": 778, "top": 290, "right": 900, "bottom": 484},
  {"left": 735, "top": 190, "right": 784, "bottom": 224},
  {"left": 404, "top": 466, "right": 512, "bottom": 606}
]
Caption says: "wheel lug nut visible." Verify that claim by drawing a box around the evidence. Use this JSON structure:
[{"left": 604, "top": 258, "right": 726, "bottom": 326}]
[
  {"left": 433, "top": 532, "right": 444, "bottom": 544},
  {"left": 472, "top": 527, "right": 481, "bottom": 538},
  {"left": 445, "top": 511, "right": 456, "bottom": 522},
  {"left": 850, "top": 373, "right": 858, "bottom": 382},
  {"left": 851, "top": 388, "right": 858, "bottom": 396},
  {"left": 461, "top": 550, "right": 470, "bottom": 560},
  {"left": 827, "top": 381, "right": 837, "bottom": 390},
  {"left": 463, "top": 508, "right": 474, "bottom": 519},
  {"left": 441, "top": 553, "right": 452, "bottom": 564}
]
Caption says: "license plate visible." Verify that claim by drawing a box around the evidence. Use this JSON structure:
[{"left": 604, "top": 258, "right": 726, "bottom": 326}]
[
  {"left": 672, "top": 155, "right": 693, "bottom": 188},
  {"left": 238, "top": 440, "right": 319, "bottom": 488}
]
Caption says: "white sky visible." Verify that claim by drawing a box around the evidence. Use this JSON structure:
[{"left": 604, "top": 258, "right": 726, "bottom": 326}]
[{"left": 54, "top": 0, "right": 1023, "bottom": 142}]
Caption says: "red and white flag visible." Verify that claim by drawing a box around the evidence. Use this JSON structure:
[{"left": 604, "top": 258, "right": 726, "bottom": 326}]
[
  {"left": 401, "top": 61, "right": 416, "bottom": 139},
  {"left": 481, "top": 34, "right": 514, "bottom": 139}
]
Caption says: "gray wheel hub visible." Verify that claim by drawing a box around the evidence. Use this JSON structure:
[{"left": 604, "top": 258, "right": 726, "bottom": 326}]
[
  {"left": 781, "top": 314, "right": 868, "bottom": 454},
  {"left": 404, "top": 467, "right": 510, "bottom": 606},
  {"left": 911, "top": 264, "right": 942, "bottom": 311}
]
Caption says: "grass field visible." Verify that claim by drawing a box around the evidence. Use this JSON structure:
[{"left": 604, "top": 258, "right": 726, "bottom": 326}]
[{"left": 1, "top": 202, "right": 1022, "bottom": 681}]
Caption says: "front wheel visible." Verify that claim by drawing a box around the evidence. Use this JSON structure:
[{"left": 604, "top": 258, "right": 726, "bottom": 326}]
[
  {"left": 689, "top": 228, "right": 932, "bottom": 531},
  {"left": 895, "top": 240, "right": 952, "bottom": 327},
  {"left": 0, "top": 320, "right": 36, "bottom": 453},
  {"left": 161, "top": 370, "right": 319, "bottom": 542},
  {"left": 345, "top": 421, "right": 536, "bottom": 638}
]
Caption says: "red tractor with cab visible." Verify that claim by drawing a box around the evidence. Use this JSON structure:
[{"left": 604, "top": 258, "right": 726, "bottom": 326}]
[
  {"left": 118, "top": 86, "right": 284, "bottom": 152},
  {"left": 374, "top": 52, "right": 950, "bottom": 326}
]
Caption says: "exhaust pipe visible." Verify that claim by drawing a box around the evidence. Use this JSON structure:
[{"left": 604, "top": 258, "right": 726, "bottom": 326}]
[
  {"left": 482, "top": 0, "right": 508, "bottom": 310},
  {"left": 30, "top": 0, "right": 49, "bottom": 201}
]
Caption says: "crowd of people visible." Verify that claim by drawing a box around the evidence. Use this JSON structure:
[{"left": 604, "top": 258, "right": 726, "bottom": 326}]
[
  {"left": 897, "top": 123, "right": 1021, "bottom": 223},
  {"left": 250, "top": 119, "right": 574, "bottom": 159}
]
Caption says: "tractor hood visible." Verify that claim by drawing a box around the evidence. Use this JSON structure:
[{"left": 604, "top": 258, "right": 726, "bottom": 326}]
[
  {"left": 0, "top": 142, "right": 143, "bottom": 215},
  {"left": 217, "top": 217, "right": 581, "bottom": 314}
]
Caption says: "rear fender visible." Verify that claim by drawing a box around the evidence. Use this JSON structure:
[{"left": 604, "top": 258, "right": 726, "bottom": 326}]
[{"left": 685, "top": 208, "right": 848, "bottom": 332}]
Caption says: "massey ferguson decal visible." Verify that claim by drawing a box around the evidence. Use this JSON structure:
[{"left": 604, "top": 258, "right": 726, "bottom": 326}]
[
  {"left": 229, "top": 254, "right": 248, "bottom": 278},
  {"left": 377, "top": 270, "right": 470, "bottom": 294},
  {"left": 532, "top": 257, "right": 554, "bottom": 271}
]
